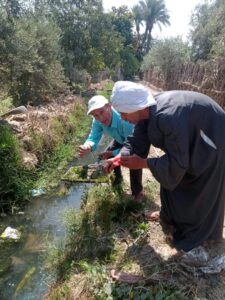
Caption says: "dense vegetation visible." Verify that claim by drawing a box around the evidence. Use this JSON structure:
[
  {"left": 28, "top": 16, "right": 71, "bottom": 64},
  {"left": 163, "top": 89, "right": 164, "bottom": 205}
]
[
  {"left": 141, "top": 0, "right": 225, "bottom": 93},
  {"left": 0, "top": 0, "right": 171, "bottom": 210},
  {"left": 190, "top": 0, "right": 225, "bottom": 63},
  {"left": 0, "top": 100, "right": 90, "bottom": 211},
  {"left": 46, "top": 183, "right": 189, "bottom": 300},
  {"left": 0, "top": 0, "right": 173, "bottom": 106},
  {"left": 1, "top": 0, "right": 225, "bottom": 210},
  {"left": 1, "top": 0, "right": 224, "bottom": 105},
  {"left": 0, "top": 125, "right": 33, "bottom": 210},
  {"left": 1, "top": 1, "right": 225, "bottom": 298}
]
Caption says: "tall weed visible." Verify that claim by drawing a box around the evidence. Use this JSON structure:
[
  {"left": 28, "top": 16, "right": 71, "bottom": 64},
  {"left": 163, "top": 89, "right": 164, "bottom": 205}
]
[{"left": 0, "top": 125, "right": 33, "bottom": 211}]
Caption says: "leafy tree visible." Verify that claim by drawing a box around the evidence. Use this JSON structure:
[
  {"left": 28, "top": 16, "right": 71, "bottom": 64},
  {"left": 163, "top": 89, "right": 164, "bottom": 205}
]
[
  {"left": 141, "top": 37, "right": 190, "bottom": 82},
  {"left": 189, "top": 1, "right": 216, "bottom": 61},
  {"left": 10, "top": 16, "right": 66, "bottom": 105},
  {"left": 111, "top": 5, "right": 133, "bottom": 46},
  {"left": 0, "top": 0, "right": 22, "bottom": 21},
  {"left": 0, "top": 8, "right": 16, "bottom": 90},
  {"left": 110, "top": 6, "right": 139, "bottom": 79},
  {"left": 120, "top": 46, "right": 139, "bottom": 80},
  {"left": 0, "top": 1, "right": 24, "bottom": 90},
  {"left": 47, "top": 0, "right": 125, "bottom": 83},
  {"left": 87, "top": 10, "right": 123, "bottom": 73},
  {"left": 207, "top": 1, "right": 225, "bottom": 61},
  {"left": 0, "top": 1, "right": 66, "bottom": 104},
  {"left": 189, "top": 0, "right": 225, "bottom": 62},
  {"left": 94, "top": 26, "right": 122, "bottom": 72}
]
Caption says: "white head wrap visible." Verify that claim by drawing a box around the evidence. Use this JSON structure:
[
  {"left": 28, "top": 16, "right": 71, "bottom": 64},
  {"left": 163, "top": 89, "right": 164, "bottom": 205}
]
[{"left": 110, "top": 81, "right": 156, "bottom": 113}]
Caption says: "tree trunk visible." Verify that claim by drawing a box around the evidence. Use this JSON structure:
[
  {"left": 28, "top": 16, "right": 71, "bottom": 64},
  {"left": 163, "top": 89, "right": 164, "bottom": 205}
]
[
  {"left": 141, "top": 27, "right": 148, "bottom": 53},
  {"left": 146, "top": 23, "right": 153, "bottom": 53}
]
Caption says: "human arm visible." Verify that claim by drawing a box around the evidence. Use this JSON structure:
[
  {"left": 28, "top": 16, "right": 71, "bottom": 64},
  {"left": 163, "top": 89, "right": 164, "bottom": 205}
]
[
  {"left": 99, "top": 139, "right": 124, "bottom": 160},
  {"left": 109, "top": 110, "right": 134, "bottom": 156},
  {"left": 104, "top": 152, "right": 148, "bottom": 173},
  {"left": 98, "top": 151, "right": 113, "bottom": 160},
  {"left": 79, "top": 119, "right": 103, "bottom": 157},
  {"left": 104, "top": 120, "right": 150, "bottom": 173},
  {"left": 120, "top": 154, "right": 148, "bottom": 169}
]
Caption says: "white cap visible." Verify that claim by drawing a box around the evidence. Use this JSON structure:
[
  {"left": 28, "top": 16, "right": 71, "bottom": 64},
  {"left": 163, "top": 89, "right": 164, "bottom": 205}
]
[
  {"left": 110, "top": 81, "right": 156, "bottom": 113},
  {"left": 87, "top": 95, "right": 108, "bottom": 115}
]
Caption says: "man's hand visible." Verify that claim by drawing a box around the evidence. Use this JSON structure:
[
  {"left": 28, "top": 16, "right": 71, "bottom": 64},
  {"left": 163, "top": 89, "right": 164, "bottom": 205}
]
[
  {"left": 104, "top": 158, "right": 120, "bottom": 173},
  {"left": 98, "top": 151, "right": 113, "bottom": 160},
  {"left": 79, "top": 144, "right": 92, "bottom": 157},
  {"left": 120, "top": 154, "right": 148, "bottom": 169}
]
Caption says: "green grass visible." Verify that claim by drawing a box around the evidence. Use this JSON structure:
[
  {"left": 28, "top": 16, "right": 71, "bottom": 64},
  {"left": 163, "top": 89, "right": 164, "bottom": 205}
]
[
  {"left": 0, "top": 97, "right": 13, "bottom": 115},
  {"left": 34, "top": 103, "right": 91, "bottom": 189},
  {"left": 46, "top": 184, "right": 142, "bottom": 276},
  {"left": 0, "top": 100, "right": 91, "bottom": 211},
  {"left": 0, "top": 125, "right": 34, "bottom": 211},
  {"left": 96, "top": 81, "right": 114, "bottom": 99},
  {"left": 46, "top": 283, "right": 71, "bottom": 300},
  {"left": 46, "top": 180, "right": 188, "bottom": 300},
  {"left": 35, "top": 81, "right": 113, "bottom": 190}
]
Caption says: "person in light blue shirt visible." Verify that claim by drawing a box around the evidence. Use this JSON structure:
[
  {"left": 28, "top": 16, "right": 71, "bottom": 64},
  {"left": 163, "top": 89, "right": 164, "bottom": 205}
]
[{"left": 79, "top": 95, "right": 144, "bottom": 201}]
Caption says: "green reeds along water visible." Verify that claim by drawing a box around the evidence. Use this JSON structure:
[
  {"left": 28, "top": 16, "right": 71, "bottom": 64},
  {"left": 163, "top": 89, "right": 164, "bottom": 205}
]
[{"left": 0, "top": 125, "right": 33, "bottom": 211}]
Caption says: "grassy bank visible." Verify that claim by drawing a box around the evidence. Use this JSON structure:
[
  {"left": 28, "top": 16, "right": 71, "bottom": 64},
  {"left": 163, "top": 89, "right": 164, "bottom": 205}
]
[
  {"left": 33, "top": 101, "right": 91, "bottom": 190},
  {"left": 44, "top": 80, "right": 190, "bottom": 299},
  {"left": 35, "top": 79, "right": 114, "bottom": 190},
  {"left": 0, "top": 125, "right": 34, "bottom": 211},
  {"left": 45, "top": 178, "right": 191, "bottom": 300},
  {"left": 0, "top": 98, "right": 90, "bottom": 212},
  {"left": 0, "top": 79, "right": 114, "bottom": 212}
]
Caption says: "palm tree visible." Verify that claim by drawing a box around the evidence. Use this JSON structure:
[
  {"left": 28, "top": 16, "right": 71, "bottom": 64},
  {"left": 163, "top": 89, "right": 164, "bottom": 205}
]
[
  {"left": 136, "top": 0, "right": 170, "bottom": 53},
  {"left": 132, "top": 4, "right": 143, "bottom": 45},
  {"left": 132, "top": 4, "right": 144, "bottom": 60}
]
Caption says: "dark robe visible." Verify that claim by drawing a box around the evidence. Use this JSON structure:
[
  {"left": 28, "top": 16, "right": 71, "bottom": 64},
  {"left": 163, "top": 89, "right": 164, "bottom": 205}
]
[{"left": 125, "top": 90, "right": 225, "bottom": 252}]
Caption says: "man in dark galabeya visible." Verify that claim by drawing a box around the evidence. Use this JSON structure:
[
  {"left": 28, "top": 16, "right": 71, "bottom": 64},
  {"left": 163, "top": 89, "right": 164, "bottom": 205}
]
[{"left": 107, "top": 81, "right": 225, "bottom": 252}]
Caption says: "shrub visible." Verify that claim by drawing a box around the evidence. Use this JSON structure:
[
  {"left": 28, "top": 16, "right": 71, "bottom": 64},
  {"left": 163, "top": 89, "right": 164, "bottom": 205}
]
[
  {"left": 141, "top": 37, "right": 190, "bottom": 81},
  {"left": 0, "top": 125, "right": 33, "bottom": 211},
  {"left": 9, "top": 17, "right": 66, "bottom": 105}
]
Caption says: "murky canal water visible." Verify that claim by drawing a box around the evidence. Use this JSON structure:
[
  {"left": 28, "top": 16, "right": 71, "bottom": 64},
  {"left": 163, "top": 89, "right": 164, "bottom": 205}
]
[
  {"left": 0, "top": 137, "right": 109, "bottom": 299},
  {"left": 0, "top": 182, "right": 92, "bottom": 300}
]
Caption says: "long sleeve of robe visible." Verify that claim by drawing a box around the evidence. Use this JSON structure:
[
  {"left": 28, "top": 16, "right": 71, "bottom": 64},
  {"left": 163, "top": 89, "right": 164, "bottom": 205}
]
[{"left": 125, "top": 90, "right": 225, "bottom": 251}]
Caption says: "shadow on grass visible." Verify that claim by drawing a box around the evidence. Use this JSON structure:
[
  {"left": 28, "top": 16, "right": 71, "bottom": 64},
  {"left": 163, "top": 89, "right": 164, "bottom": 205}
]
[
  {"left": 46, "top": 181, "right": 195, "bottom": 299},
  {"left": 49, "top": 183, "right": 153, "bottom": 278}
]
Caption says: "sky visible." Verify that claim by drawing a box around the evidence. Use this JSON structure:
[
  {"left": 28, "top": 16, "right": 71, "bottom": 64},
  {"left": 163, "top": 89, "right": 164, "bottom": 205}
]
[{"left": 103, "top": 0, "right": 203, "bottom": 40}]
